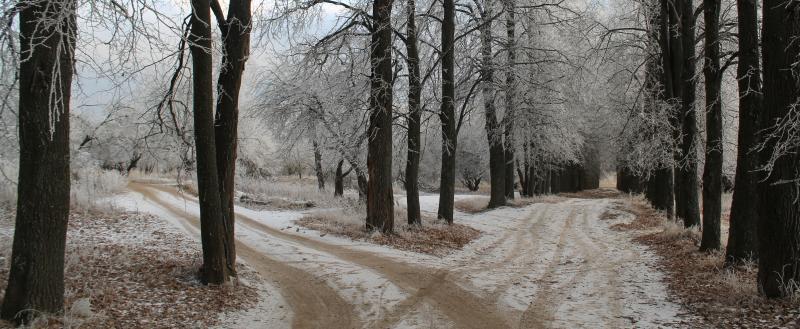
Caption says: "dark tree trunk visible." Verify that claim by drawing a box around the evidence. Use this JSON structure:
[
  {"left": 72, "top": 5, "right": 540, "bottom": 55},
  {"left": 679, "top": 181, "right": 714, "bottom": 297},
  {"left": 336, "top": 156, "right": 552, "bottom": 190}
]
[
  {"left": 757, "top": 0, "right": 800, "bottom": 298},
  {"left": 405, "top": 0, "right": 422, "bottom": 226},
  {"left": 503, "top": 0, "right": 517, "bottom": 200},
  {"left": 334, "top": 159, "right": 350, "bottom": 197},
  {"left": 438, "top": 0, "right": 457, "bottom": 224},
  {"left": 700, "top": 0, "right": 723, "bottom": 251},
  {"left": 365, "top": 0, "right": 395, "bottom": 234},
  {"left": 313, "top": 140, "right": 325, "bottom": 190},
  {"left": 357, "top": 172, "right": 368, "bottom": 200},
  {"left": 649, "top": 168, "right": 675, "bottom": 216},
  {"left": 516, "top": 160, "right": 526, "bottom": 197},
  {"left": 726, "top": 0, "right": 761, "bottom": 264},
  {"left": 0, "top": 0, "right": 76, "bottom": 322},
  {"left": 213, "top": 0, "right": 251, "bottom": 277},
  {"left": 189, "top": 0, "right": 229, "bottom": 284},
  {"left": 677, "top": 0, "right": 701, "bottom": 228},
  {"left": 480, "top": 6, "right": 506, "bottom": 209},
  {"left": 526, "top": 162, "right": 535, "bottom": 197}
]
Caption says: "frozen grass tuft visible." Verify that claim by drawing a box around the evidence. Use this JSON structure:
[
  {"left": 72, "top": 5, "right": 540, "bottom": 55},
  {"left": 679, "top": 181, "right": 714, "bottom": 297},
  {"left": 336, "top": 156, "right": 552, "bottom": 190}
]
[
  {"left": 235, "top": 175, "right": 353, "bottom": 210},
  {"left": 70, "top": 166, "right": 127, "bottom": 214}
]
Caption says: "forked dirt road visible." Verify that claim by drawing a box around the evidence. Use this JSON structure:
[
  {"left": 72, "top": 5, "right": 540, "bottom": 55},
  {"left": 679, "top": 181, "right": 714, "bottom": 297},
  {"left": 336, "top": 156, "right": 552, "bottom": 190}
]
[{"left": 123, "top": 183, "right": 689, "bottom": 328}]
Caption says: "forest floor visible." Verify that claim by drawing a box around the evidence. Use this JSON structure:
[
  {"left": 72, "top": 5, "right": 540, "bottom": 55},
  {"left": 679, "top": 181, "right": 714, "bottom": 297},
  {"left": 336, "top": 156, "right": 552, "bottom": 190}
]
[{"left": 115, "top": 182, "right": 694, "bottom": 328}]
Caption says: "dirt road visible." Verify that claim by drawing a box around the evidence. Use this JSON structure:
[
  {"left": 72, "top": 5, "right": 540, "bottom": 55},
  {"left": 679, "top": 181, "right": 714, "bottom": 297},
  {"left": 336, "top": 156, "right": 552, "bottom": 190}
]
[{"left": 122, "top": 183, "right": 688, "bottom": 328}]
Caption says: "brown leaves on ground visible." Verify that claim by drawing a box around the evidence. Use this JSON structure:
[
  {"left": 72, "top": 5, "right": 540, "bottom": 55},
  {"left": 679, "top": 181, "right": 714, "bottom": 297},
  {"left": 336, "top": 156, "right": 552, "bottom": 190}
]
[
  {"left": 0, "top": 210, "right": 258, "bottom": 329},
  {"left": 615, "top": 197, "right": 800, "bottom": 328},
  {"left": 296, "top": 209, "right": 480, "bottom": 257},
  {"left": 453, "top": 195, "right": 563, "bottom": 214}
]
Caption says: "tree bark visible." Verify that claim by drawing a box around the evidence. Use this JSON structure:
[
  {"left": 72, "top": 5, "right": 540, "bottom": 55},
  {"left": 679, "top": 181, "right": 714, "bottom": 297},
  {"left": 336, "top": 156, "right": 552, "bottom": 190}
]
[
  {"left": 726, "top": 0, "right": 760, "bottom": 264},
  {"left": 503, "top": 0, "right": 517, "bottom": 200},
  {"left": 700, "top": 0, "right": 722, "bottom": 251},
  {"left": 334, "top": 159, "right": 350, "bottom": 197},
  {"left": 438, "top": 0, "right": 457, "bottom": 224},
  {"left": 757, "top": 0, "right": 800, "bottom": 297},
  {"left": 405, "top": 0, "right": 422, "bottom": 226},
  {"left": 480, "top": 3, "right": 506, "bottom": 209},
  {"left": 366, "top": 0, "right": 395, "bottom": 234},
  {"left": 189, "top": 0, "right": 229, "bottom": 284},
  {"left": 313, "top": 140, "right": 325, "bottom": 190},
  {"left": 0, "top": 0, "right": 76, "bottom": 322},
  {"left": 677, "top": 0, "right": 701, "bottom": 228},
  {"left": 213, "top": 0, "right": 251, "bottom": 278}
]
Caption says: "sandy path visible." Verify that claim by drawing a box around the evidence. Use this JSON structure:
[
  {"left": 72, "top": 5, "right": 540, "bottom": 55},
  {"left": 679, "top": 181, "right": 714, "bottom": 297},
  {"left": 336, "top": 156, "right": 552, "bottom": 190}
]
[
  {"left": 128, "top": 183, "right": 360, "bottom": 329},
  {"left": 137, "top": 183, "right": 508, "bottom": 329},
  {"left": 124, "top": 183, "right": 687, "bottom": 328}
]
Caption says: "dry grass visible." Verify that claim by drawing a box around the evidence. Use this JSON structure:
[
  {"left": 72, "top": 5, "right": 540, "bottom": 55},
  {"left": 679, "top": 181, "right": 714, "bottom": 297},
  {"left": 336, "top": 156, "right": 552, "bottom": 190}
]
[
  {"left": 559, "top": 188, "right": 622, "bottom": 199},
  {"left": 615, "top": 196, "right": 800, "bottom": 327},
  {"left": 453, "top": 195, "right": 563, "bottom": 214},
  {"left": 296, "top": 206, "right": 480, "bottom": 256},
  {"left": 0, "top": 211, "right": 258, "bottom": 328}
]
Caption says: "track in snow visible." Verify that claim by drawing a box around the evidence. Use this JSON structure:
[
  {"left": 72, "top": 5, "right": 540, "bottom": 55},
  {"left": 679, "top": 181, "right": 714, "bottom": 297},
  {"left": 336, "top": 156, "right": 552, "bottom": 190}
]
[{"left": 122, "top": 183, "right": 688, "bottom": 328}]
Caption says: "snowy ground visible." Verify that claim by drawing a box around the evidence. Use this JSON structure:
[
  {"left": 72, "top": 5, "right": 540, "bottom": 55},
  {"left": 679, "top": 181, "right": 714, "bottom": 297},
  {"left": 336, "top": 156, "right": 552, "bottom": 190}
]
[{"left": 118, "top": 182, "right": 691, "bottom": 328}]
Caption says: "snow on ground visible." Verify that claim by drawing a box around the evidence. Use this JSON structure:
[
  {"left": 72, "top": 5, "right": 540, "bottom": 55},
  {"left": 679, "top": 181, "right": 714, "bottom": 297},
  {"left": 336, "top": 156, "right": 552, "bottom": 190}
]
[{"left": 118, "top": 183, "right": 690, "bottom": 328}]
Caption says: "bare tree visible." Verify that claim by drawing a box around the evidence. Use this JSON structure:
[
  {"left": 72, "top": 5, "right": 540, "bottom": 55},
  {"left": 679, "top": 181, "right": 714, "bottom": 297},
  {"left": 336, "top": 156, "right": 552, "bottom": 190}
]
[
  {"left": 756, "top": 0, "right": 800, "bottom": 298},
  {"left": 1, "top": 0, "right": 77, "bottom": 322},
  {"left": 437, "top": 0, "right": 457, "bottom": 223},
  {"left": 189, "top": 0, "right": 230, "bottom": 284},
  {"left": 700, "top": 0, "right": 723, "bottom": 251},
  {"left": 365, "top": 0, "right": 396, "bottom": 233},
  {"left": 404, "top": 0, "right": 423, "bottom": 226}
]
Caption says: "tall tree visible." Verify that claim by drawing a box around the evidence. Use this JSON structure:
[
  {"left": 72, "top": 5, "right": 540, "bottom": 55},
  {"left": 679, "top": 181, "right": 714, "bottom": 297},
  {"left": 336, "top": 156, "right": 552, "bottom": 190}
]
[
  {"left": 438, "top": 0, "right": 457, "bottom": 223},
  {"left": 366, "top": 0, "right": 395, "bottom": 233},
  {"left": 645, "top": 0, "right": 674, "bottom": 217},
  {"left": 480, "top": 0, "right": 507, "bottom": 209},
  {"left": 0, "top": 0, "right": 77, "bottom": 322},
  {"left": 725, "top": 0, "right": 761, "bottom": 264},
  {"left": 189, "top": 0, "right": 230, "bottom": 284},
  {"left": 676, "top": 0, "right": 701, "bottom": 228},
  {"left": 700, "top": 0, "right": 723, "bottom": 251},
  {"left": 405, "top": 0, "right": 423, "bottom": 226},
  {"left": 213, "top": 0, "right": 251, "bottom": 278},
  {"left": 757, "top": 0, "right": 800, "bottom": 298},
  {"left": 503, "top": 0, "right": 517, "bottom": 200}
]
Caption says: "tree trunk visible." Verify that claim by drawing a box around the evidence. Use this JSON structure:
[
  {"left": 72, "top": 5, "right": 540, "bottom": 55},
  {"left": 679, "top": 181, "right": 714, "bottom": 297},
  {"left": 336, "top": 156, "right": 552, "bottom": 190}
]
[
  {"left": 700, "top": 0, "right": 723, "bottom": 251},
  {"left": 405, "top": 0, "right": 422, "bottom": 226},
  {"left": 313, "top": 140, "right": 325, "bottom": 190},
  {"left": 480, "top": 4, "right": 506, "bottom": 209},
  {"left": 365, "top": 0, "right": 396, "bottom": 234},
  {"left": 725, "top": 0, "right": 761, "bottom": 264},
  {"left": 677, "top": 0, "right": 701, "bottom": 228},
  {"left": 0, "top": 0, "right": 76, "bottom": 322},
  {"left": 503, "top": 0, "right": 517, "bottom": 200},
  {"left": 334, "top": 159, "right": 349, "bottom": 197},
  {"left": 757, "top": 0, "right": 800, "bottom": 298},
  {"left": 438, "top": 0, "right": 457, "bottom": 224},
  {"left": 189, "top": 0, "right": 229, "bottom": 284},
  {"left": 214, "top": 0, "right": 251, "bottom": 277}
]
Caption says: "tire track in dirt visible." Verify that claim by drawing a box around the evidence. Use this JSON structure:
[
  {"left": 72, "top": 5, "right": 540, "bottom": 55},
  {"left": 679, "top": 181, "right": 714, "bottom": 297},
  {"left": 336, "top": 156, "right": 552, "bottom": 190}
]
[
  {"left": 568, "top": 203, "right": 626, "bottom": 326},
  {"left": 482, "top": 205, "right": 554, "bottom": 303},
  {"left": 145, "top": 183, "right": 510, "bottom": 329},
  {"left": 129, "top": 183, "right": 361, "bottom": 329},
  {"left": 517, "top": 209, "right": 580, "bottom": 328},
  {"left": 517, "top": 202, "right": 628, "bottom": 328}
]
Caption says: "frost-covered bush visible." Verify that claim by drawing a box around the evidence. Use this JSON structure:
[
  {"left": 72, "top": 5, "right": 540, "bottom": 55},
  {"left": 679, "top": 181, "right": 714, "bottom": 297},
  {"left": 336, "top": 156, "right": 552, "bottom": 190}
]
[
  {"left": 70, "top": 151, "right": 128, "bottom": 213},
  {"left": 0, "top": 159, "right": 17, "bottom": 208}
]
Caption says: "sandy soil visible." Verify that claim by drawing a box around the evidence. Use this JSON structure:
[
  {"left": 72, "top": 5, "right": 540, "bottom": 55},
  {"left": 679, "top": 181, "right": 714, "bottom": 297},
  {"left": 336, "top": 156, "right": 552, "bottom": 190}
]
[{"left": 120, "top": 183, "right": 691, "bottom": 328}]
